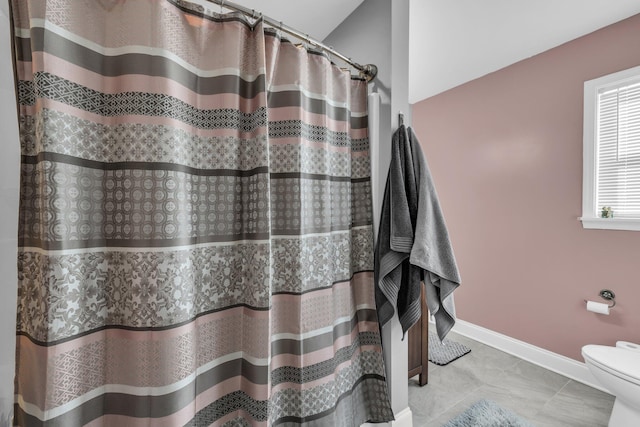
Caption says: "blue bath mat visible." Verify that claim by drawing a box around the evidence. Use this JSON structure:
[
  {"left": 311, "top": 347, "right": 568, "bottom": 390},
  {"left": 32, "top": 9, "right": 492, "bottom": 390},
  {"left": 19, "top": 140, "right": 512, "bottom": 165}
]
[{"left": 442, "top": 399, "right": 535, "bottom": 427}]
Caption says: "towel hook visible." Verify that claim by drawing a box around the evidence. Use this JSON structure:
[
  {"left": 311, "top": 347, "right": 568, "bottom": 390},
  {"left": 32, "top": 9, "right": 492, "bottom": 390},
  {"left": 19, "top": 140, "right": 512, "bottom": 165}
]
[{"left": 399, "top": 111, "right": 404, "bottom": 126}]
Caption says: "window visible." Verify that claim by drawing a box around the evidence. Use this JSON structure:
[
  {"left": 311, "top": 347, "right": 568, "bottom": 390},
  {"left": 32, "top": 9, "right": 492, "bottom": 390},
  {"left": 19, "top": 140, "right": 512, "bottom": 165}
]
[{"left": 581, "top": 65, "right": 640, "bottom": 231}]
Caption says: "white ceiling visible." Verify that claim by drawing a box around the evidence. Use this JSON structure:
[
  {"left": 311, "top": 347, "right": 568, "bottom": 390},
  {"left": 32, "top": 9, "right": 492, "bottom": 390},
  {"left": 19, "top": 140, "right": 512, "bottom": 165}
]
[
  {"left": 3, "top": 0, "right": 638, "bottom": 105},
  {"left": 201, "top": 0, "right": 366, "bottom": 41},
  {"left": 408, "top": 0, "right": 640, "bottom": 103},
  {"left": 0, "top": 2, "right": 367, "bottom": 38},
  {"left": 230, "top": 0, "right": 640, "bottom": 103},
  {"left": 0, "top": 1, "right": 365, "bottom": 40}
]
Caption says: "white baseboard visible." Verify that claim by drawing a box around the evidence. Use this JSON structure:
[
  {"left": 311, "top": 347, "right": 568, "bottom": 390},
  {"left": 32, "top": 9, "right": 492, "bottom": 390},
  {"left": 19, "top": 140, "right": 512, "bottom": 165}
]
[
  {"left": 361, "top": 407, "right": 413, "bottom": 427},
  {"left": 450, "top": 319, "right": 611, "bottom": 394},
  {"left": 390, "top": 407, "right": 413, "bottom": 427},
  {"left": 361, "top": 318, "right": 611, "bottom": 427}
]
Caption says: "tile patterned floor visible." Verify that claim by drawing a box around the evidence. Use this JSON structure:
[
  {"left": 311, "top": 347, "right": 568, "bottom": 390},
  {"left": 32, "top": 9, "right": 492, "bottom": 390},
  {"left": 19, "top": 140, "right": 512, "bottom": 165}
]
[{"left": 409, "top": 332, "right": 615, "bottom": 427}]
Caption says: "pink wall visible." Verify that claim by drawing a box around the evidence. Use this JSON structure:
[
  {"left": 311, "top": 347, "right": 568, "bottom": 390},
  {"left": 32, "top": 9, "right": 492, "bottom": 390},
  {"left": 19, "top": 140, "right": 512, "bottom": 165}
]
[{"left": 412, "top": 14, "right": 640, "bottom": 361}]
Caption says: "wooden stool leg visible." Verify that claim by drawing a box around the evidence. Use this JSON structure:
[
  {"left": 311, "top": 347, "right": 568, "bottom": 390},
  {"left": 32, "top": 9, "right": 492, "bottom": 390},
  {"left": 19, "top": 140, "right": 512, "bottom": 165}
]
[{"left": 408, "top": 283, "right": 429, "bottom": 386}]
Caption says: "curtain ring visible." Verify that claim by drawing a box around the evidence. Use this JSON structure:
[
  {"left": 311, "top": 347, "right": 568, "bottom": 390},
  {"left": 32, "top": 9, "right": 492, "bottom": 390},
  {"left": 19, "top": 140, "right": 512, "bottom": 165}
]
[{"left": 252, "top": 9, "right": 256, "bottom": 19}]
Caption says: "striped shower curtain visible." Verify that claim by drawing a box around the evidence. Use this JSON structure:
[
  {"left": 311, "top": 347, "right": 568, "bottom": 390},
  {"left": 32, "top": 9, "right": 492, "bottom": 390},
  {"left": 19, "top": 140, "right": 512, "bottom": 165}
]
[{"left": 10, "top": 0, "right": 393, "bottom": 426}]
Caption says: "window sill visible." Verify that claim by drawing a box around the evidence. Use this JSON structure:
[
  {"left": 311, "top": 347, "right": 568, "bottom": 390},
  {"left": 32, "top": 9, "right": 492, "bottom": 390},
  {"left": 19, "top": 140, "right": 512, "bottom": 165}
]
[{"left": 579, "top": 217, "right": 640, "bottom": 231}]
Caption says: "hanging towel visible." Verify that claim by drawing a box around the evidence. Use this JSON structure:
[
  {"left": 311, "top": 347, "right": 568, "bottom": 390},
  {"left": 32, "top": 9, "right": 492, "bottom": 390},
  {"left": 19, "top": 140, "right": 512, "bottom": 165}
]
[{"left": 375, "top": 125, "right": 461, "bottom": 341}]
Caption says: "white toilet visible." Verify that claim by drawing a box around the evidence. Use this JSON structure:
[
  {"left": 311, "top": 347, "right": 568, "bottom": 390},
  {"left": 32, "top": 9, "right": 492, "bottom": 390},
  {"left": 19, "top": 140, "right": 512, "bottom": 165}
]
[{"left": 582, "top": 341, "right": 640, "bottom": 427}]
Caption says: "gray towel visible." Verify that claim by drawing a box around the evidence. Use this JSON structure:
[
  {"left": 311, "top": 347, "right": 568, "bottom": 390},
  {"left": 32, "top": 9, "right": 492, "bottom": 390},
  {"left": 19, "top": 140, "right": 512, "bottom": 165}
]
[{"left": 375, "top": 125, "right": 460, "bottom": 341}]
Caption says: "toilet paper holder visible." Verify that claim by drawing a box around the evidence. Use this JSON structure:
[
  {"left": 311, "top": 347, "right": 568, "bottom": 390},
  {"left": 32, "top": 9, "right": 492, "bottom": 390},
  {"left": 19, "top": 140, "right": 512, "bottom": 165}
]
[{"left": 584, "top": 289, "right": 616, "bottom": 308}]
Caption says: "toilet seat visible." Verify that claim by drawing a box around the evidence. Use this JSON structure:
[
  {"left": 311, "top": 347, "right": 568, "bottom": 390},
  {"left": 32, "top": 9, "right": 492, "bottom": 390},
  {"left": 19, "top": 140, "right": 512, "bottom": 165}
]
[{"left": 582, "top": 345, "right": 640, "bottom": 385}]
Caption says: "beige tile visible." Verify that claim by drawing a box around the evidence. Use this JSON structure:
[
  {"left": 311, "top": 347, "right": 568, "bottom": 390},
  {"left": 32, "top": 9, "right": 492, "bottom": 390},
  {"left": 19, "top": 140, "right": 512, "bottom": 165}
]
[
  {"left": 408, "top": 334, "right": 613, "bottom": 427},
  {"left": 453, "top": 385, "right": 540, "bottom": 422},
  {"left": 558, "top": 379, "right": 614, "bottom": 410},
  {"left": 475, "top": 362, "right": 567, "bottom": 418},
  {"left": 447, "top": 343, "right": 521, "bottom": 383},
  {"left": 529, "top": 380, "right": 614, "bottom": 427},
  {"left": 413, "top": 397, "right": 475, "bottom": 427},
  {"left": 423, "top": 391, "right": 535, "bottom": 427},
  {"left": 408, "top": 361, "right": 482, "bottom": 420}
]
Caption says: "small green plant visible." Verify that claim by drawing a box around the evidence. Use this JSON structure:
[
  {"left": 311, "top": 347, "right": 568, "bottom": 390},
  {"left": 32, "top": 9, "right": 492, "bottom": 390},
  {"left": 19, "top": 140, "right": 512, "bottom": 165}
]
[{"left": 601, "top": 206, "right": 613, "bottom": 218}]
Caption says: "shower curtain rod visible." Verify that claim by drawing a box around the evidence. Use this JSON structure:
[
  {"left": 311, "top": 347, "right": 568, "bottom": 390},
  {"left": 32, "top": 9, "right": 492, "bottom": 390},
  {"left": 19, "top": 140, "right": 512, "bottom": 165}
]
[{"left": 203, "top": 0, "right": 378, "bottom": 82}]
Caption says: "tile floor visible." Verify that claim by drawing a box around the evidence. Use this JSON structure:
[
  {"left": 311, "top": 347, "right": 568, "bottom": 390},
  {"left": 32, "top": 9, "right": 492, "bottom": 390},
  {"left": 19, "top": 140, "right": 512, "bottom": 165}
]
[{"left": 409, "top": 331, "right": 615, "bottom": 427}]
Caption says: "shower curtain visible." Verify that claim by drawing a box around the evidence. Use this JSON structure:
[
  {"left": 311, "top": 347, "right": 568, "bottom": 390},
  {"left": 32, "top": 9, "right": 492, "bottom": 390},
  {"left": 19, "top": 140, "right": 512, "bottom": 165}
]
[{"left": 10, "top": 0, "right": 393, "bottom": 425}]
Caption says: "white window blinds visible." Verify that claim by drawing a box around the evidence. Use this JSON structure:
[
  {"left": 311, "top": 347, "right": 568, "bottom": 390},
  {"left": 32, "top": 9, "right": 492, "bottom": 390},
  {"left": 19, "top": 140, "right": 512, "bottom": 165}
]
[{"left": 596, "top": 78, "right": 640, "bottom": 219}]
